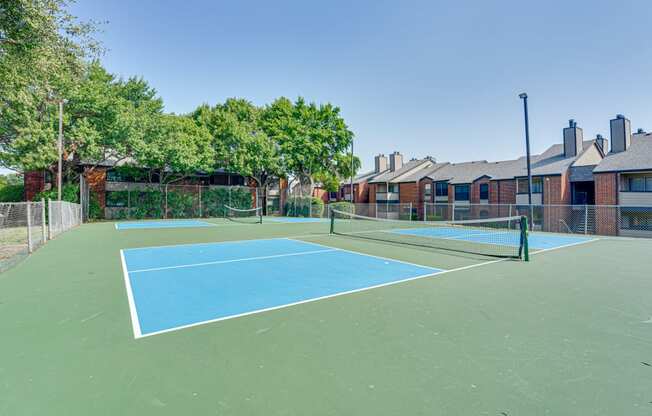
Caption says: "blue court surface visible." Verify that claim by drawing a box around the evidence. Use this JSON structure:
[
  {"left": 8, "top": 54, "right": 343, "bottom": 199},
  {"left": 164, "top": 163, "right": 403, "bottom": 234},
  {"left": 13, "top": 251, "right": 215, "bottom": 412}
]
[
  {"left": 265, "top": 217, "right": 329, "bottom": 223},
  {"left": 391, "top": 227, "right": 595, "bottom": 250},
  {"left": 115, "top": 220, "right": 217, "bottom": 230},
  {"left": 120, "top": 238, "right": 442, "bottom": 337}
]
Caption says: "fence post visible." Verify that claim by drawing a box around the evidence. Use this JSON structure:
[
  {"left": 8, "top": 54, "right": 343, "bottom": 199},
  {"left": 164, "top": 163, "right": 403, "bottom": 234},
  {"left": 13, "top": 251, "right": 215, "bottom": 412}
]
[
  {"left": 198, "top": 185, "right": 202, "bottom": 218},
  {"left": 452, "top": 203, "right": 455, "bottom": 221},
  {"left": 26, "top": 202, "right": 33, "bottom": 253},
  {"left": 584, "top": 204, "right": 588, "bottom": 235},
  {"left": 164, "top": 185, "right": 168, "bottom": 219},
  {"left": 409, "top": 202, "right": 413, "bottom": 221},
  {"left": 47, "top": 199, "right": 52, "bottom": 239},
  {"left": 41, "top": 198, "right": 47, "bottom": 242}
]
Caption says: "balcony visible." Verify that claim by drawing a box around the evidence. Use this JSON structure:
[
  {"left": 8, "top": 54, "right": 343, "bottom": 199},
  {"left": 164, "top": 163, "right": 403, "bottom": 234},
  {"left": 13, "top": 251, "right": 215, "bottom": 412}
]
[
  {"left": 619, "top": 191, "right": 652, "bottom": 206},
  {"left": 376, "top": 192, "right": 399, "bottom": 202},
  {"left": 516, "top": 193, "right": 542, "bottom": 205}
]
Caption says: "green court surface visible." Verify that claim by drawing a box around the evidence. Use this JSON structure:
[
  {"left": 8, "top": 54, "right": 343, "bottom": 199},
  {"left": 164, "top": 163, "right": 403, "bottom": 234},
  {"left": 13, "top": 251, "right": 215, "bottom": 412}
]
[{"left": 1, "top": 219, "right": 651, "bottom": 415}]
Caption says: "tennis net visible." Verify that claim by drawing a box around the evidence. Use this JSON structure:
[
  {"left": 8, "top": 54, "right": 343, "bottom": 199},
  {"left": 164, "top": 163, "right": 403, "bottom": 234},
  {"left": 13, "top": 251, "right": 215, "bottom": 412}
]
[
  {"left": 330, "top": 209, "right": 528, "bottom": 259},
  {"left": 224, "top": 205, "right": 263, "bottom": 224}
]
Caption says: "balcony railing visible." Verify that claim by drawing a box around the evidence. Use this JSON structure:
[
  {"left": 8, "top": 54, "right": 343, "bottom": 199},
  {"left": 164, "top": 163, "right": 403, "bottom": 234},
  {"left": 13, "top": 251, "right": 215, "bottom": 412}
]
[{"left": 376, "top": 192, "right": 399, "bottom": 201}]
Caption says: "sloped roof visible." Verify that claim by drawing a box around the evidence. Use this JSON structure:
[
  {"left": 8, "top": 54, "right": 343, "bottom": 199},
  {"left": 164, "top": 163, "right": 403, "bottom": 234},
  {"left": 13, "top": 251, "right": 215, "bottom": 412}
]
[
  {"left": 368, "top": 159, "right": 435, "bottom": 183},
  {"left": 396, "top": 162, "right": 449, "bottom": 182},
  {"left": 593, "top": 133, "right": 652, "bottom": 173},
  {"left": 418, "top": 141, "right": 600, "bottom": 184},
  {"left": 345, "top": 169, "right": 388, "bottom": 185}
]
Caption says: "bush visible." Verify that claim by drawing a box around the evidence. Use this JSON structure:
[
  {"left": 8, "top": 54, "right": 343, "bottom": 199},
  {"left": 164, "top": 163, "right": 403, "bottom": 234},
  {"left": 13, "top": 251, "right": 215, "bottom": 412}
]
[
  {"left": 0, "top": 185, "right": 25, "bottom": 202},
  {"left": 328, "top": 201, "right": 354, "bottom": 215},
  {"left": 34, "top": 184, "right": 79, "bottom": 203},
  {"left": 88, "top": 193, "right": 103, "bottom": 220},
  {"left": 284, "top": 196, "right": 324, "bottom": 217},
  {"left": 166, "top": 190, "right": 197, "bottom": 218},
  {"left": 202, "top": 187, "right": 253, "bottom": 217}
]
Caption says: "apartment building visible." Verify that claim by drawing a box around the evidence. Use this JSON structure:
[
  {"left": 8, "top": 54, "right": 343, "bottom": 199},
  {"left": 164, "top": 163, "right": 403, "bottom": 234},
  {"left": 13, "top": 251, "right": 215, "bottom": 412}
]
[
  {"left": 366, "top": 152, "right": 443, "bottom": 218},
  {"left": 360, "top": 119, "right": 605, "bottom": 222},
  {"left": 593, "top": 115, "right": 652, "bottom": 236}
]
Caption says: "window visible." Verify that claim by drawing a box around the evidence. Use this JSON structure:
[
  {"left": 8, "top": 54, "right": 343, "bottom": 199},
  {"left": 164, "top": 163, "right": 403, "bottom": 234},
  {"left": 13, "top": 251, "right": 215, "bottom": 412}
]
[
  {"left": 329, "top": 191, "right": 338, "bottom": 199},
  {"left": 435, "top": 182, "right": 448, "bottom": 197},
  {"left": 517, "top": 177, "right": 542, "bottom": 194},
  {"left": 479, "top": 183, "right": 489, "bottom": 200},
  {"left": 388, "top": 184, "right": 399, "bottom": 193},
  {"left": 626, "top": 175, "right": 652, "bottom": 192},
  {"left": 424, "top": 183, "right": 432, "bottom": 198},
  {"left": 454, "top": 184, "right": 470, "bottom": 201},
  {"left": 376, "top": 183, "right": 387, "bottom": 193}
]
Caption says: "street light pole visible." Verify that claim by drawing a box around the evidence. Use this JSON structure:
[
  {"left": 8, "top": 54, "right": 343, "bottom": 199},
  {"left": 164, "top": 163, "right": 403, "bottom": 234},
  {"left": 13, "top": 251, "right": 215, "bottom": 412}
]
[
  {"left": 350, "top": 138, "right": 354, "bottom": 204},
  {"left": 518, "top": 93, "right": 534, "bottom": 225},
  {"left": 58, "top": 100, "right": 64, "bottom": 201}
]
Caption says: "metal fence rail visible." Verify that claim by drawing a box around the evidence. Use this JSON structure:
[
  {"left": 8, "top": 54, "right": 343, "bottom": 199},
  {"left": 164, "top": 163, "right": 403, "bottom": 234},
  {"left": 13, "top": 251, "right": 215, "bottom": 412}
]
[{"left": 424, "top": 202, "right": 652, "bottom": 237}]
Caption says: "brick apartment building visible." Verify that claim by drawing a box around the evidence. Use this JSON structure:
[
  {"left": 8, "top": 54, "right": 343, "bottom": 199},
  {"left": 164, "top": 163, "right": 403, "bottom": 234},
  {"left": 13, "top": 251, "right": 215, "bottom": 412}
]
[{"left": 346, "top": 115, "right": 652, "bottom": 236}]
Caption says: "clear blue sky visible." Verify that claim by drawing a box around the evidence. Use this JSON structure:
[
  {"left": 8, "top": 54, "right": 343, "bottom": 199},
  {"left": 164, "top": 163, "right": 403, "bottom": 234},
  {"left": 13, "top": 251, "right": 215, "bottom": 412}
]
[{"left": 71, "top": 0, "right": 652, "bottom": 171}]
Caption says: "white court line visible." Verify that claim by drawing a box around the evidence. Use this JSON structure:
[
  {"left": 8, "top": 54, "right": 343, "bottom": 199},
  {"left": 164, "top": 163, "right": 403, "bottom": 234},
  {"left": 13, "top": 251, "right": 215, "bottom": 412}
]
[
  {"left": 128, "top": 248, "right": 338, "bottom": 274},
  {"left": 284, "top": 238, "right": 444, "bottom": 272},
  {"left": 120, "top": 250, "right": 143, "bottom": 338},
  {"left": 530, "top": 236, "right": 600, "bottom": 255},
  {"left": 122, "top": 234, "right": 331, "bottom": 252},
  {"left": 116, "top": 221, "right": 219, "bottom": 231}
]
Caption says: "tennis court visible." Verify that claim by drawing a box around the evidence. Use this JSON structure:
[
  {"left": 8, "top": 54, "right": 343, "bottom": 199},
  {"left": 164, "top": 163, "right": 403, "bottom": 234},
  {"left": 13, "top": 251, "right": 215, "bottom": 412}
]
[
  {"left": 121, "top": 238, "right": 441, "bottom": 337},
  {"left": 1, "top": 214, "right": 651, "bottom": 415},
  {"left": 116, "top": 219, "right": 217, "bottom": 230}
]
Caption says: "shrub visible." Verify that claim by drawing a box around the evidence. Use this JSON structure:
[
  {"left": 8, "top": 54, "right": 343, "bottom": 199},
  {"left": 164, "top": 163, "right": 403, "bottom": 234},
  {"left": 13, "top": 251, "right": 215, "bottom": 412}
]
[
  {"left": 328, "top": 201, "right": 354, "bottom": 215},
  {"left": 34, "top": 184, "right": 79, "bottom": 203},
  {"left": 0, "top": 185, "right": 25, "bottom": 202},
  {"left": 88, "top": 193, "right": 103, "bottom": 220}
]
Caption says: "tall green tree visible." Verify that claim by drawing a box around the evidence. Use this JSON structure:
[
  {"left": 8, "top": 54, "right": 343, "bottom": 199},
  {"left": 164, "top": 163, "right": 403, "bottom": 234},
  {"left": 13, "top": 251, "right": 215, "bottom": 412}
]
[
  {"left": 131, "top": 114, "right": 214, "bottom": 185},
  {"left": 261, "top": 97, "right": 355, "bottom": 195},
  {"left": 0, "top": 0, "right": 101, "bottom": 172}
]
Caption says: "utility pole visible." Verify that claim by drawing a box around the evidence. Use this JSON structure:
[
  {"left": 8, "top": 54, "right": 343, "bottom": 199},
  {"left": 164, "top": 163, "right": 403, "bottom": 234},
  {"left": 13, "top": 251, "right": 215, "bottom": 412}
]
[{"left": 57, "top": 100, "right": 64, "bottom": 201}]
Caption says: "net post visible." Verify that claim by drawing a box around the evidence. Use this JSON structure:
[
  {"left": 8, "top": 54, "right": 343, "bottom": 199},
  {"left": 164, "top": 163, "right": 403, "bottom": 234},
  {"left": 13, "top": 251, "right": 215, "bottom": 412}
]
[
  {"left": 41, "top": 198, "right": 47, "bottom": 242},
  {"left": 329, "top": 209, "right": 335, "bottom": 234},
  {"left": 520, "top": 215, "right": 529, "bottom": 261}
]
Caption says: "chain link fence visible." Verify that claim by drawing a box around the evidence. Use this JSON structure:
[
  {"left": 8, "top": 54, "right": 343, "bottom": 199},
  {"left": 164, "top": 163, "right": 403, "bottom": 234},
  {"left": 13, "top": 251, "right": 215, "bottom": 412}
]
[
  {"left": 103, "top": 184, "right": 259, "bottom": 220},
  {"left": 0, "top": 201, "right": 46, "bottom": 273},
  {"left": 48, "top": 200, "right": 83, "bottom": 239},
  {"left": 424, "top": 202, "right": 652, "bottom": 237}
]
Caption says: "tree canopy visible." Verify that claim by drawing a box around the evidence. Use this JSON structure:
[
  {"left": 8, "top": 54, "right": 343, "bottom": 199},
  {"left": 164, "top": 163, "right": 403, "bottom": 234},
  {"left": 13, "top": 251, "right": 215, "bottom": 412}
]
[{"left": 0, "top": 1, "right": 359, "bottom": 195}]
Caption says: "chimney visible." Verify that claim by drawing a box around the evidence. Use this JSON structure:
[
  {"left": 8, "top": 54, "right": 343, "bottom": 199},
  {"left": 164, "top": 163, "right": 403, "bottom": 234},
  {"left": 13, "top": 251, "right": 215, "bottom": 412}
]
[
  {"left": 563, "top": 119, "right": 584, "bottom": 157},
  {"left": 610, "top": 114, "right": 631, "bottom": 153},
  {"left": 636, "top": 128, "right": 646, "bottom": 135},
  {"left": 374, "top": 154, "right": 388, "bottom": 173},
  {"left": 595, "top": 134, "right": 608, "bottom": 154},
  {"left": 389, "top": 151, "right": 403, "bottom": 172}
]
